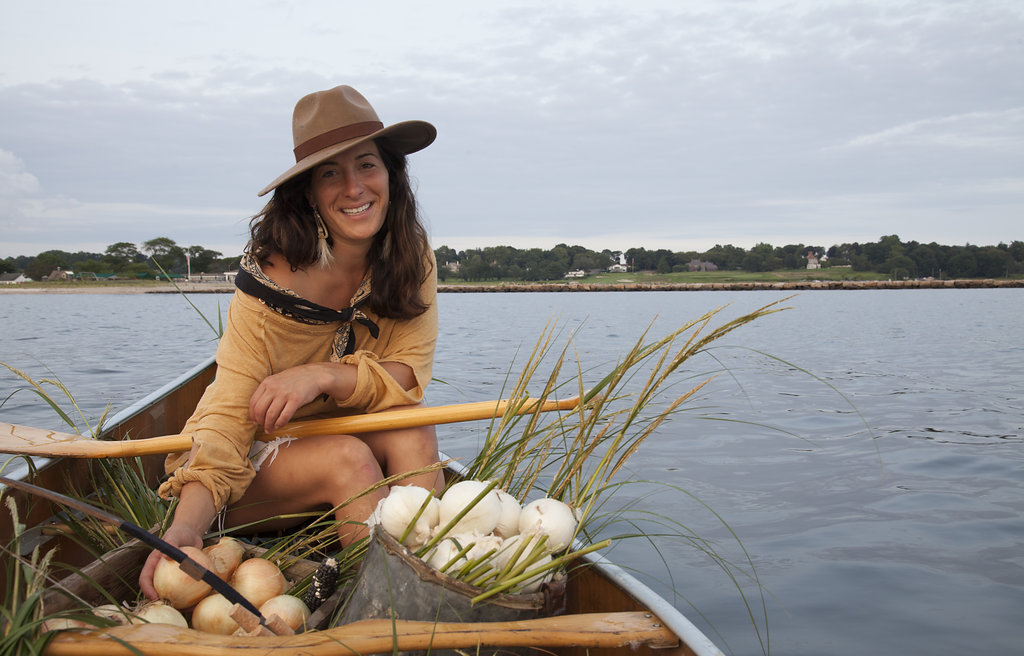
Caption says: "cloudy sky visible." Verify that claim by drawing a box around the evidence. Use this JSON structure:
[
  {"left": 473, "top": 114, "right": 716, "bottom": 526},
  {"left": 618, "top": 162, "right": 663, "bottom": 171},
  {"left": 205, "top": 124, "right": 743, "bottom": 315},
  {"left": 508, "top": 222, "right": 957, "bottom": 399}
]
[{"left": 1, "top": 0, "right": 1021, "bottom": 259}]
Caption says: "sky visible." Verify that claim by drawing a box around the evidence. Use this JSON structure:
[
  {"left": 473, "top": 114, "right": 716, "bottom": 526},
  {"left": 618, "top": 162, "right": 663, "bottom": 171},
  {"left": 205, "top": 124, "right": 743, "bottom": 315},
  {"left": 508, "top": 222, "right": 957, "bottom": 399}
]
[{"left": 1, "top": 0, "right": 1021, "bottom": 260}]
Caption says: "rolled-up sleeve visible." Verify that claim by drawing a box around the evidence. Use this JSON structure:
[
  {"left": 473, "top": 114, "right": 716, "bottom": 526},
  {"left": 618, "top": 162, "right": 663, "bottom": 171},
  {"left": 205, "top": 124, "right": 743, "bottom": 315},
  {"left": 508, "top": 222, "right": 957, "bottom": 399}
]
[
  {"left": 336, "top": 252, "right": 438, "bottom": 413},
  {"left": 158, "top": 291, "right": 337, "bottom": 509}
]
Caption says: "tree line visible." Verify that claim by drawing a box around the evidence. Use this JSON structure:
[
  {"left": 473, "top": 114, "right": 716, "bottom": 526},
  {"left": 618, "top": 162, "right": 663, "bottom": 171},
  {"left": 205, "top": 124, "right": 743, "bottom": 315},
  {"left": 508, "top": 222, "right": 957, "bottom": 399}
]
[
  {"left": 1, "top": 238, "right": 239, "bottom": 281},
  {"left": 436, "top": 236, "right": 1024, "bottom": 282},
  {"left": 3, "top": 235, "right": 1022, "bottom": 282}
]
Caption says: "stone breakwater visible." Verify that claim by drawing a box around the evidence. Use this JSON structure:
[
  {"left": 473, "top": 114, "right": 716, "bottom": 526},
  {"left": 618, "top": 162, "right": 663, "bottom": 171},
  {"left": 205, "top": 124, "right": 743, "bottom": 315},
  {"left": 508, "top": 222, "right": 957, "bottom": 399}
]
[
  {"left": 2, "top": 279, "right": 1021, "bottom": 295},
  {"left": 439, "top": 279, "right": 1024, "bottom": 293}
]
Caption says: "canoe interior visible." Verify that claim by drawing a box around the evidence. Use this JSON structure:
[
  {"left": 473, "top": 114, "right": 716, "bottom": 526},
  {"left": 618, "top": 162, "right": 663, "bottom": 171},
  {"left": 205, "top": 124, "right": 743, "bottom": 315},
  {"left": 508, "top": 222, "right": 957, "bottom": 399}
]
[{"left": 1, "top": 357, "right": 699, "bottom": 656}]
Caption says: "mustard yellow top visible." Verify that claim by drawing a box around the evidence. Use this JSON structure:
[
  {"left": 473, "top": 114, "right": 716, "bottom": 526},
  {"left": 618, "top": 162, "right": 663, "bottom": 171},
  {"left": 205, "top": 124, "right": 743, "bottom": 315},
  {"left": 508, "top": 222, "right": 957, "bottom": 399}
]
[{"left": 157, "top": 258, "right": 437, "bottom": 510}]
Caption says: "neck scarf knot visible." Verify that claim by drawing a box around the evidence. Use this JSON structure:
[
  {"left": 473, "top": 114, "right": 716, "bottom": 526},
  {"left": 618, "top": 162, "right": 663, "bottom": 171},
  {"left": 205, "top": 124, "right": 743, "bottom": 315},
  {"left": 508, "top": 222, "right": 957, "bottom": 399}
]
[{"left": 236, "top": 254, "right": 379, "bottom": 359}]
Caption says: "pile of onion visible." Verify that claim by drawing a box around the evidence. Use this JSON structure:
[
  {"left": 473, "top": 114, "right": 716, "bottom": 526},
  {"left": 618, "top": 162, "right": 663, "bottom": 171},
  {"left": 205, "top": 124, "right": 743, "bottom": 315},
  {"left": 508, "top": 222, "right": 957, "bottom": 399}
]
[
  {"left": 97, "top": 537, "right": 311, "bottom": 635},
  {"left": 372, "top": 481, "right": 578, "bottom": 593}
]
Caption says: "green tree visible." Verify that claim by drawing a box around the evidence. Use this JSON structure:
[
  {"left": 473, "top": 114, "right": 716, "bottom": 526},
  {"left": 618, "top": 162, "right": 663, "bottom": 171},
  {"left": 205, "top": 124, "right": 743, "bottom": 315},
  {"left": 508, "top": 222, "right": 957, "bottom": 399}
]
[
  {"left": 104, "top": 242, "right": 142, "bottom": 271},
  {"left": 434, "top": 245, "right": 458, "bottom": 267},
  {"left": 947, "top": 252, "right": 977, "bottom": 278},
  {"left": 185, "top": 246, "right": 224, "bottom": 273},
  {"left": 742, "top": 252, "right": 765, "bottom": 272},
  {"left": 974, "top": 247, "right": 1011, "bottom": 277},
  {"left": 908, "top": 244, "right": 939, "bottom": 278},
  {"left": 142, "top": 237, "right": 186, "bottom": 273},
  {"left": 26, "top": 251, "right": 68, "bottom": 280},
  {"left": 884, "top": 255, "right": 917, "bottom": 280}
]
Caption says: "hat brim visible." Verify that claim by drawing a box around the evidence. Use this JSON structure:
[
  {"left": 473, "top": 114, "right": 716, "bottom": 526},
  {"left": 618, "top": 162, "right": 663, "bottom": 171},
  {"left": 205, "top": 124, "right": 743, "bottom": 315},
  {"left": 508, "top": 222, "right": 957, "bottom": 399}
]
[{"left": 257, "top": 120, "right": 436, "bottom": 197}]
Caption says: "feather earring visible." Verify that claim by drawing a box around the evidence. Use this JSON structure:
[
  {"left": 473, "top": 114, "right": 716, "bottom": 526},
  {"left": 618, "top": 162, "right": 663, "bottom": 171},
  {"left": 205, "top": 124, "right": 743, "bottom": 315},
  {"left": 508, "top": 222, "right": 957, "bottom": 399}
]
[{"left": 313, "top": 207, "right": 334, "bottom": 268}]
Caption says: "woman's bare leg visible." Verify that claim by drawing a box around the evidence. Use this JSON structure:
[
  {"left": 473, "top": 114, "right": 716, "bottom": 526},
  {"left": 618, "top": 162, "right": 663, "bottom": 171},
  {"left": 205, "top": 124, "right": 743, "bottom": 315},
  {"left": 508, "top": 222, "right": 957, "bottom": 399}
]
[
  {"left": 358, "top": 413, "right": 445, "bottom": 495},
  {"left": 225, "top": 433, "right": 386, "bottom": 545}
]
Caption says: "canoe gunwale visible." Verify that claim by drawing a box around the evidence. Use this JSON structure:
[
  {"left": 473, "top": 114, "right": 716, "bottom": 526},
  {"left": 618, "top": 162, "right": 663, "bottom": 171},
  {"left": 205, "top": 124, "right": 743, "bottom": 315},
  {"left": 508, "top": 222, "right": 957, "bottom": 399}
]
[{"left": 4, "top": 355, "right": 723, "bottom": 656}]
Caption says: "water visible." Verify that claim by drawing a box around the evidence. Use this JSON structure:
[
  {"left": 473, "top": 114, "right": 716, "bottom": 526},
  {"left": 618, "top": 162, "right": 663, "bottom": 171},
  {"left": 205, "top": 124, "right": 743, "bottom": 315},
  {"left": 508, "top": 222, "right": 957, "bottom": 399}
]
[{"left": 2, "top": 288, "right": 1022, "bottom": 655}]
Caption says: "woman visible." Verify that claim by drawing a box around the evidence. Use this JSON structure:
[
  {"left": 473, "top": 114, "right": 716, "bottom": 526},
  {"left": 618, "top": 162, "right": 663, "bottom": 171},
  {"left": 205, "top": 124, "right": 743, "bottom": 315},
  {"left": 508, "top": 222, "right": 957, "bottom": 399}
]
[{"left": 140, "top": 85, "right": 442, "bottom": 599}]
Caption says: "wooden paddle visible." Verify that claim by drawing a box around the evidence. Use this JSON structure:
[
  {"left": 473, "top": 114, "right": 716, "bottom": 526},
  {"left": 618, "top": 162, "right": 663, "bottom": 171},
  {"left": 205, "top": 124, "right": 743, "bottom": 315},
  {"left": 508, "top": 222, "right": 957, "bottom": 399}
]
[
  {"left": 42, "top": 611, "right": 680, "bottom": 655},
  {"left": 0, "top": 395, "right": 581, "bottom": 459}
]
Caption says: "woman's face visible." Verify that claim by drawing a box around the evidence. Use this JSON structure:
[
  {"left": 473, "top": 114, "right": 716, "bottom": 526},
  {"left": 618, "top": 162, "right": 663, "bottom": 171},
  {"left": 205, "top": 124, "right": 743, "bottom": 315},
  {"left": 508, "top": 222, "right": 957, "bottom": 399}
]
[{"left": 308, "top": 140, "right": 390, "bottom": 250}]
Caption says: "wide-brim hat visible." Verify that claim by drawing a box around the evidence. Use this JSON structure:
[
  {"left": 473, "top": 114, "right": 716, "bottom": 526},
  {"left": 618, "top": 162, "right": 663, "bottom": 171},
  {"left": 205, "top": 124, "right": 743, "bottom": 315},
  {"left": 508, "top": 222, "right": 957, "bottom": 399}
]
[{"left": 258, "top": 85, "right": 436, "bottom": 197}]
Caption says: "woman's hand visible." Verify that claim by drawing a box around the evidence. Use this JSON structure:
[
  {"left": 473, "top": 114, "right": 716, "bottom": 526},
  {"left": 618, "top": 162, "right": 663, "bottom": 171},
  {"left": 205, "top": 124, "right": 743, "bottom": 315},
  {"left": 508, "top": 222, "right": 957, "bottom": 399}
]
[
  {"left": 249, "top": 363, "right": 353, "bottom": 433},
  {"left": 138, "top": 522, "right": 205, "bottom": 600},
  {"left": 139, "top": 482, "right": 218, "bottom": 600}
]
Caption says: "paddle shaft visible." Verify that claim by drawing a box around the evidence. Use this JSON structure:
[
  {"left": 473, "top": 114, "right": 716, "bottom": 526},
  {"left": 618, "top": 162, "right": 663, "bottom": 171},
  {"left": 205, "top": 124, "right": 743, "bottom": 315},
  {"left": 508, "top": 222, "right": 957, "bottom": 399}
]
[
  {"left": 0, "top": 475, "right": 268, "bottom": 626},
  {"left": 0, "top": 395, "right": 580, "bottom": 459},
  {"left": 43, "top": 611, "right": 679, "bottom": 655}
]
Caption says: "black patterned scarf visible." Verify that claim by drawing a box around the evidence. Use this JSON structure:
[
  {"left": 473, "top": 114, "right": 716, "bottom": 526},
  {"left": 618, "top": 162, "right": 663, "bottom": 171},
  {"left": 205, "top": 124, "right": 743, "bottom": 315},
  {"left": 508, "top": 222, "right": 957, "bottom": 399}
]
[{"left": 235, "top": 254, "right": 379, "bottom": 359}]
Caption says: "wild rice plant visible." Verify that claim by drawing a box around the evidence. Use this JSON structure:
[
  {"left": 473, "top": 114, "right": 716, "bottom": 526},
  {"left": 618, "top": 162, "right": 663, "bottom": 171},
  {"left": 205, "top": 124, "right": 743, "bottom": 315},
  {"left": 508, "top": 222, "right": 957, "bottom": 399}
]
[
  {"left": 0, "top": 494, "right": 111, "bottom": 656},
  {"left": 394, "top": 297, "right": 788, "bottom": 647}
]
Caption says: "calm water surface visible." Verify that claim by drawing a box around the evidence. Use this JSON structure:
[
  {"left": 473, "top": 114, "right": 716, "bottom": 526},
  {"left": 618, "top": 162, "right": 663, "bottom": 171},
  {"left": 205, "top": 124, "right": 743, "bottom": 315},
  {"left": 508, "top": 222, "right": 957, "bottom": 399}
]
[{"left": 1, "top": 288, "right": 1022, "bottom": 655}]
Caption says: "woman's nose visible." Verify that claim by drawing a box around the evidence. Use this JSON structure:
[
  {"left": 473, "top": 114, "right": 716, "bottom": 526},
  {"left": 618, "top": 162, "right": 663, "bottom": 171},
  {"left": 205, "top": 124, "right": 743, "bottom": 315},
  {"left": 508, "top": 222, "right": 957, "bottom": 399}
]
[{"left": 341, "top": 170, "right": 363, "bottom": 197}]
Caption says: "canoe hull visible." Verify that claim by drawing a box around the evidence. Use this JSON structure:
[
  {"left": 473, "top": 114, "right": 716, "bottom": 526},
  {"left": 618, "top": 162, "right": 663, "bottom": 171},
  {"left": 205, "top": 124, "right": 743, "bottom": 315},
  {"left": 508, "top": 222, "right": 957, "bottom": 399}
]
[{"left": 1, "top": 356, "right": 720, "bottom": 656}]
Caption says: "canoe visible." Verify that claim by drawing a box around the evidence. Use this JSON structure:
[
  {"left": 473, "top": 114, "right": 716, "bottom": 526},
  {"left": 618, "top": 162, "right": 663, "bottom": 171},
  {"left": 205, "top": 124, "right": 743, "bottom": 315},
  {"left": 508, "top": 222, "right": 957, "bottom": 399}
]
[{"left": 0, "top": 355, "right": 724, "bottom": 656}]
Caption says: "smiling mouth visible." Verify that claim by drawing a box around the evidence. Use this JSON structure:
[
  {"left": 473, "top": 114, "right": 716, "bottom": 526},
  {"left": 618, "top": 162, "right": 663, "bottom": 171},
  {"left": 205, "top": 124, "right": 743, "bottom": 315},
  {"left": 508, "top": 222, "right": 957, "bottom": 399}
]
[{"left": 341, "top": 203, "right": 372, "bottom": 215}]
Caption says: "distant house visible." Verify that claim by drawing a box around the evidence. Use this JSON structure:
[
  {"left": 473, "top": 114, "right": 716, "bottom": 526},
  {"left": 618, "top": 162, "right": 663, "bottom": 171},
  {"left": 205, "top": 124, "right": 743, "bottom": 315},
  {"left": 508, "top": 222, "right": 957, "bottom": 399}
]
[
  {"left": 564, "top": 269, "right": 586, "bottom": 278},
  {"left": 688, "top": 259, "right": 718, "bottom": 272},
  {"left": 0, "top": 272, "right": 30, "bottom": 284},
  {"left": 607, "top": 263, "right": 628, "bottom": 273},
  {"left": 45, "top": 268, "right": 74, "bottom": 281},
  {"left": 806, "top": 251, "right": 821, "bottom": 270}
]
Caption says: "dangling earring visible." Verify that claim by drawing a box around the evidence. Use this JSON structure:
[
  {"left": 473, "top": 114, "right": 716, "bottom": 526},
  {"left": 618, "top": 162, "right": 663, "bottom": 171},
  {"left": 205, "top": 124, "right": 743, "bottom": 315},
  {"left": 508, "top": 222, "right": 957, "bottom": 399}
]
[{"left": 313, "top": 207, "right": 334, "bottom": 268}]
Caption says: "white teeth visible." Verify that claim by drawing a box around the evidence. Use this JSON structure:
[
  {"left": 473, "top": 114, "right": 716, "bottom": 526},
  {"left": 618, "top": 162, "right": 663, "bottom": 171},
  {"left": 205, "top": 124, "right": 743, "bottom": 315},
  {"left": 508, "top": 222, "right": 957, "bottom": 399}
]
[{"left": 341, "top": 203, "right": 371, "bottom": 215}]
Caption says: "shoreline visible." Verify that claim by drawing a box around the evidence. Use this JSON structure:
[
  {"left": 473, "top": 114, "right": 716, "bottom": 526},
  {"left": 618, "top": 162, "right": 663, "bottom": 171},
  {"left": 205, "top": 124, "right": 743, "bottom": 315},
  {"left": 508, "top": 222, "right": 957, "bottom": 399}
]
[{"left": 1, "top": 278, "right": 1022, "bottom": 295}]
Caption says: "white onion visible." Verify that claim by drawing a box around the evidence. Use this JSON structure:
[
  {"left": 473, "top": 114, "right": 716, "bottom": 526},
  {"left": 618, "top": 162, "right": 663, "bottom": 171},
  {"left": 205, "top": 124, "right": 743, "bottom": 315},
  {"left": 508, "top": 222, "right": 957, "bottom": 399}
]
[
  {"left": 152, "top": 546, "right": 214, "bottom": 609},
  {"left": 229, "top": 558, "right": 287, "bottom": 609},
  {"left": 130, "top": 600, "right": 188, "bottom": 627},
  {"left": 259, "top": 594, "right": 311, "bottom": 632},
  {"left": 493, "top": 489, "right": 522, "bottom": 539},
  {"left": 92, "top": 603, "right": 130, "bottom": 625},
  {"left": 492, "top": 533, "right": 536, "bottom": 572},
  {"left": 377, "top": 485, "right": 440, "bottom": 548},
  {"left": 516, "top": 553, "right": 554, "bottom": 593},
  {"left": 204, "top": 537, "right": 246, "bottom": 580},
  {"left": 518, "top": 498, "right": 577, "bottom": 553},
  {"left": 461, "top": 533, "right": 503, "bottom": 561},
  {"left": 191, "top": 593, "right": 238, "bottom": 635},
  {"left": 41, "top": 617, "right": 91, "bottom": 631},
  {"left": 492, "top": 534, "right": 555, "bottom": 592},
  {"left": 438, "top": 480, "right": 501, "bottom": 535},
  {"left": 425, "top": 537, "right": 467, "bottom": 572}
]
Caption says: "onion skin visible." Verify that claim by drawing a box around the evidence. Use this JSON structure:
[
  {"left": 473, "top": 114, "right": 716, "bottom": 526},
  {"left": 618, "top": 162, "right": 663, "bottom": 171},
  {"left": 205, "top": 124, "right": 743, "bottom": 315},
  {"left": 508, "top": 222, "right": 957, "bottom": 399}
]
[
  {"left": 229, "top": 558, "right": 287, "bottom": 609},
  {"left": 378, "top": 485, "right": 440, "bottom": 548},
  {"left": 191, "top": 593, "right": 239, "bottom": 635},
  {"left": 41, "top": 618, "right": 92, "bottom": 631},
  {"left": 204, "top": 537, "right": 246, "bottom": 580},
  {"left": 152, "top": 546, "right": 214, "bottom": 609},
  {"left": 130, "top": 601, "right": 188, "bottom": 627},
  {"left": 439, "top": 480, "right": 501, "bottom": 535},
  {"left": 518, "top": 498, "right": 578, "bottom": 553},
  {"left": 92, "top": 603, "right": 130, "bottom": 625},
  {"left": 493, "top": 490, "right": 522, "bottom": 539},
  {"left": 259, "top": 594, "right": 311, "bottom": 632}
]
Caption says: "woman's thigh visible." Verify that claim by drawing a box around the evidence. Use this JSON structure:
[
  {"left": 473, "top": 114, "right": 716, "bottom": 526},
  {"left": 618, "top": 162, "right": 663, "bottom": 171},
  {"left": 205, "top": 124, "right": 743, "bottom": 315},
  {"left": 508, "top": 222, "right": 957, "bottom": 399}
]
[{"left": 225, "top": 433, "right": 384, "bottom": 530}]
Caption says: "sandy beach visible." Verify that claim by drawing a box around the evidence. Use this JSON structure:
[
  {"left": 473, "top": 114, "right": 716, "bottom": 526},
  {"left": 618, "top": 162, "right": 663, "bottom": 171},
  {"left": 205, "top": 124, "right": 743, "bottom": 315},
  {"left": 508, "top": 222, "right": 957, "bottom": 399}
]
[
  {"left": 2, "top": 278, "right": 1021, "bottom": 295},
  {"left": 0, "top": 283, "right": 235, "bottom": 294}
]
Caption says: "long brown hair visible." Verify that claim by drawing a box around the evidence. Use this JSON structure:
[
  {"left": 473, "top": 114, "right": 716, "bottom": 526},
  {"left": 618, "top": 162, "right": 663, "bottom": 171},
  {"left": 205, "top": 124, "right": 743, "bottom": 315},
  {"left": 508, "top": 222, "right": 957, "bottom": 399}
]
[{"left": 247, "top": 138, "right": 432, "bottom": 319}]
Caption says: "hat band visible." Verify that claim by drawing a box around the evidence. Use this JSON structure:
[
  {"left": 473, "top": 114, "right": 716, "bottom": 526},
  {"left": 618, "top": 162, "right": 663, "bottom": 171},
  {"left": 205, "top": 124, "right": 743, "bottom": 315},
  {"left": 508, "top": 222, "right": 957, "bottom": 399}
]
[{"left": 293, "top": 121, "right": 384, "bottom": 162}]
